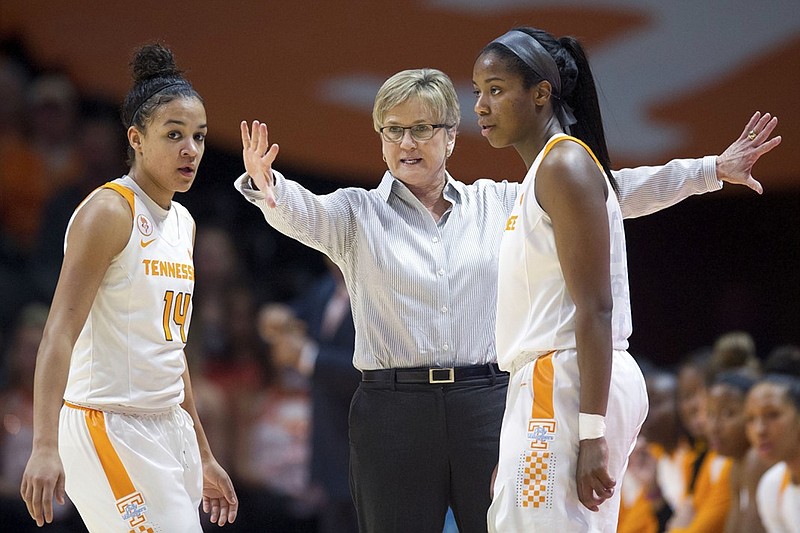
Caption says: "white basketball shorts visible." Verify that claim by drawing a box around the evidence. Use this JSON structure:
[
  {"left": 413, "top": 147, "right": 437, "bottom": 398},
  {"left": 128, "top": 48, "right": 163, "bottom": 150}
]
[
  {"left": 58, "top": 402, "right": 203, "bottom": 532},
  {"left": 488, "top": 349, "right": 648, "bottom": 532}
]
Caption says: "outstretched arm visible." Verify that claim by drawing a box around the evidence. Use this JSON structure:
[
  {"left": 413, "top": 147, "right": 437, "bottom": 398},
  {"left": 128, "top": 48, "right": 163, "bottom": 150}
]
[
  {"left": 614, "top": 112, "right": 781, "bottom": 219},
  {"left": 235, "top": 121, "right": 360, "bottom": 262}
]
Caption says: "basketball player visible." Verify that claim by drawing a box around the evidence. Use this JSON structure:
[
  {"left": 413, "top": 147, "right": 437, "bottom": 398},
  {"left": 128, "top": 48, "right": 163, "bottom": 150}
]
[
  {"left": 20, "top": 44, "right": 237, "bottom": 531},
  {"left": 475, "top": 27, "right": 675, "bottom": 530}
]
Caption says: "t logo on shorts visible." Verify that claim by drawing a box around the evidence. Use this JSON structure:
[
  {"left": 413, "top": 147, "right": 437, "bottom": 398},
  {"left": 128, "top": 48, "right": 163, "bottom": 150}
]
[
  {"left": 527, "top": 418, "right": 556, "bottom": 451},
  {"left": 117, "top": 491, "right": 153, "bottom": 531},
  {"left": 517, "top": 418, "right": 558, "bottom": 508}
]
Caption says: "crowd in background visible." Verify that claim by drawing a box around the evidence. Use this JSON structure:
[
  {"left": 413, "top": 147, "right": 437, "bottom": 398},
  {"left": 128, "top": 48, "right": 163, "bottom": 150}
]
[
  {"left": 617, "top": 333, "right": 800, "bottom": 532},
  {"left": 1, "top": 37, "right": 798, "bottom": 533}
]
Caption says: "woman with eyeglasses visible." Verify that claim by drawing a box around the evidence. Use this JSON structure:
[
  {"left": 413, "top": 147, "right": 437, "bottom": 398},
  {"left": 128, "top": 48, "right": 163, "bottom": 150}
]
[{"left": 236, "top": 64, "right": 778, "bottom": 531}]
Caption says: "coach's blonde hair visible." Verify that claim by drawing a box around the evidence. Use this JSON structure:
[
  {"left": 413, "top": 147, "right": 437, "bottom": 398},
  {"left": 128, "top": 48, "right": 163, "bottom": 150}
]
[{"left": 372, "top": 68, "right": 460, "bottom": 132}]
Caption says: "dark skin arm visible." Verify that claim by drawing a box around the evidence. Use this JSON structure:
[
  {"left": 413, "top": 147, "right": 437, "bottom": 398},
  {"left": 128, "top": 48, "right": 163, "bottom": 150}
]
[{"left": 535, "top": 140, "right": 615, "bottom": 512}]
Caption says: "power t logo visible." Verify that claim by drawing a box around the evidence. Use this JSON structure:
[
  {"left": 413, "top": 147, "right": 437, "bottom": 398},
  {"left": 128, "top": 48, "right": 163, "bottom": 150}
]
[
  {"left": 527, "top": 419, "right": 556, "bottom": 451},
  {"left": 117, "top": 491, "right": 152, "bottom": 530}
]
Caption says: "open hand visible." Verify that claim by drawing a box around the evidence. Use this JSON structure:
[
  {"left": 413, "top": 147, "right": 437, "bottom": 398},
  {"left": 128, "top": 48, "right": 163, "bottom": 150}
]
[
  {"left": 241, "top": 120, "right": 280, "bottom": 207},
  {"left": 716, "top": 111, "right": 781, "bottom": 194}
]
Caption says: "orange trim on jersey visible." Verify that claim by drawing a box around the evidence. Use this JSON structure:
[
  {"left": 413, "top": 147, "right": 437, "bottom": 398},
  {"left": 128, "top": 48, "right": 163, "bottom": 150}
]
[
  {"left": 102, "top": 182, "right": 135, "bottom": 215},
  {"left": 781, "top": 467, "right": 791, "bottom": 493},
  {"left": 542, "top": 135, "right": 604, "bottom": 171},
  {"left": 777, "top": 466, "right": 792, "bottom": 519},
  {"left": 531, "top": 352, "right": 556, "bottom": 419},
  {"left": 65, "top": 401, "right": 136, "bottom": 500}
]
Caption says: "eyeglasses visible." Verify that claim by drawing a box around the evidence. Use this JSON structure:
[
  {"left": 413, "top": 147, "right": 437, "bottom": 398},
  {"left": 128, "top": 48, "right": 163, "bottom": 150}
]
[{"left": 379, "top": 123, "right": 450, "bottom": 143}]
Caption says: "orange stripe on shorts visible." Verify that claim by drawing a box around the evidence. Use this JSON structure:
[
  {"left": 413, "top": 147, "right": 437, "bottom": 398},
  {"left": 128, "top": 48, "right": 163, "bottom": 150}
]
[
  {"left": 66, "top": 402, "right": 136, "bottom": 500},
  {"left": 531, "top": 352, "right": 555, "bottom": 419}
]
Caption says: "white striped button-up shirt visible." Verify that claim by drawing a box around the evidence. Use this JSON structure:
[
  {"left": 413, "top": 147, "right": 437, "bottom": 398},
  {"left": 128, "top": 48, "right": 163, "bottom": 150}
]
[{"left": 235, "top": 155, "right": 718, "bottom": 370}]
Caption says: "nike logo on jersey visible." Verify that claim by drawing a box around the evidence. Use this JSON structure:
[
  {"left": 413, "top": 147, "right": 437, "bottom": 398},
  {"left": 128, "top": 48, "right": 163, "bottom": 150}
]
[{"left": 140, "top": 238, "right": 157, "bottom": 248}]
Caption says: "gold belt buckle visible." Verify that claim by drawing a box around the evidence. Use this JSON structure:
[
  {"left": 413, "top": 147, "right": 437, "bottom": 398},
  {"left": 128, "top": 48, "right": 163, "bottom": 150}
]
[{"left": 429, "top": 367, "right": 455, "bottom": 384}]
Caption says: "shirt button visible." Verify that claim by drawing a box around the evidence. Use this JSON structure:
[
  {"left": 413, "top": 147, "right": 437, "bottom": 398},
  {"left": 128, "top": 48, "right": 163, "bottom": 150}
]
[
  {"left": 437, "top": 269, "right": 445, "bottom": 276},
  {"left": 441, "top": 306, "right": 448, "bottom": 313},
  {"left": 432, "top": 236, "right": 439, "bottom": 243},
  {"left": 443, "top": 344, "right": 449, "bottom": 351}
]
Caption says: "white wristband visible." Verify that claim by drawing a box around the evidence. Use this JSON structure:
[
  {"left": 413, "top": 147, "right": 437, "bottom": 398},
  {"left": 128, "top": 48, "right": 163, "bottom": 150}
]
[{"left": 579, "top": 413, "right": 606, "bottom": 440}]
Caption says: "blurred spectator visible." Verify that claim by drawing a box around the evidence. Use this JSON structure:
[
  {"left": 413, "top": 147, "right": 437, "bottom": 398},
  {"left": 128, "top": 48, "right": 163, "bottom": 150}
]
[
  {"left": 26, "top": 72, "right": 82, "bottom": 192},
  {"left": 0, "top": 303, "right": 86, "bottom": 531},
  {"left": 193, "top": 224, "right": 248, "bottom": 295},
  {"left": 763, "top": 345, "right": 800, "bottom": 378},
  {"left": 191, "top": 226, "right": 263, "bottom": 380},
  {"left": 0, "top": 58, "right": 45, "bottom": 257},
  {"left": 183, "top": 340, "right": 231, "bottom": 482},
  {"left": 192, "top": 232, "right": 267, "bottom": 396},
  {"left": 644, "top": 368, "right": 685, "bottom": 512},
  {"left": 705, "top": 371, "right": 768, "bottom": 533},
  {"left": 0, "top": 58, "right": 42, "bottom": 339},
  {"left": 710, "top": 331, "right": 760, "bottom": 378},
  {"left": 619, "top": 367, "right": 681, "bottom": 532},
  {"left": 667, "top": 350, "right": 732, "bottom": 532},
  {"left": 190, "top": 225, "right": 270, "bottom": 470},
  {"left": 230, "top": 304, "right": 319, "bottom": 532},
  {"left": 260, "top": 257, "right": 360, "bottom": 533},
  {"left": 29, "top": 102, "right": 127, "bottom": 299},
  {"left": 1, "top": 71, "right": 81, "bottom": 260},
  {"left": 618, "top": 435, "right": 660, "bottom": 533},
  {"left": 745, "top": 375, "right": 800, "bottom": 532}
]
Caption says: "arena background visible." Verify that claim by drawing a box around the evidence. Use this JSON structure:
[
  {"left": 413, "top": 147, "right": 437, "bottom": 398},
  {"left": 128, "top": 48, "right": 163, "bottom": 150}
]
[{"left": 2, "top": 0, "right": 798, "bottom": 365}]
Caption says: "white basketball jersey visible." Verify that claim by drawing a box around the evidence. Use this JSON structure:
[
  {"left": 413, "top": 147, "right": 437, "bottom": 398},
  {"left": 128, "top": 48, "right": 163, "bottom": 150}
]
[
  {"left": 757, "top": 462, "right": 800, "bottom": 533},
  {"left": 495, "top": 134, "right": 632, "bottom": 371},
  {"left": 63, "top": 175, "right": 195, "bottom": 411}
]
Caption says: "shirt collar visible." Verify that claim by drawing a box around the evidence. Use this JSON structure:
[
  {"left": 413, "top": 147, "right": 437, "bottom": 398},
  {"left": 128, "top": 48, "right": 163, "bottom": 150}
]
[{"left": 376, "top": 171, "right": 463, "bottom": 204}]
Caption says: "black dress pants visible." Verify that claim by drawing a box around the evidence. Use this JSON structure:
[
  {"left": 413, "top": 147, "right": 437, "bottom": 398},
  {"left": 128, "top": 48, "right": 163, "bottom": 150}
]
[{"left": 349, "top": 371, "right": 508, "bottom": 533}]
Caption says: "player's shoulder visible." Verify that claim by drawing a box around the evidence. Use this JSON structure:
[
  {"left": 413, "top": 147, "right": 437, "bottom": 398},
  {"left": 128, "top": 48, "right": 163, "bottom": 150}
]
[
  {"left": 541, "top": 138, "right": 600, "bottom": 181},
  {"left": 81, "top": 187, "right": 134, "bottom": 222}
]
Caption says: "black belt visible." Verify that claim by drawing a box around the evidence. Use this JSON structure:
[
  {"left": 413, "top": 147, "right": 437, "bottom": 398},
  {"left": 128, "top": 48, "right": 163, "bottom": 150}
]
[{"left": 361, "top": 363, "right": 506, "bottom": 384}]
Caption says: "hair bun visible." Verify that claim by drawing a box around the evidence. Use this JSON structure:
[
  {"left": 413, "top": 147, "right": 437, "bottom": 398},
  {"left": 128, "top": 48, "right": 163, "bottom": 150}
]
[{"left": 131, "top": 43, "right": 182, "bottom": 83}]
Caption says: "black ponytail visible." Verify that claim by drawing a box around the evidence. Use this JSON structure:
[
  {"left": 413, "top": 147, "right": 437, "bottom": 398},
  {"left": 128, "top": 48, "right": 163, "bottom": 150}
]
[
  {"left": 481, "top": 28, "right": 618, "bottom": 193},
  {"left": 558, "top": 36, "right": 617, "bottom": 193}
]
